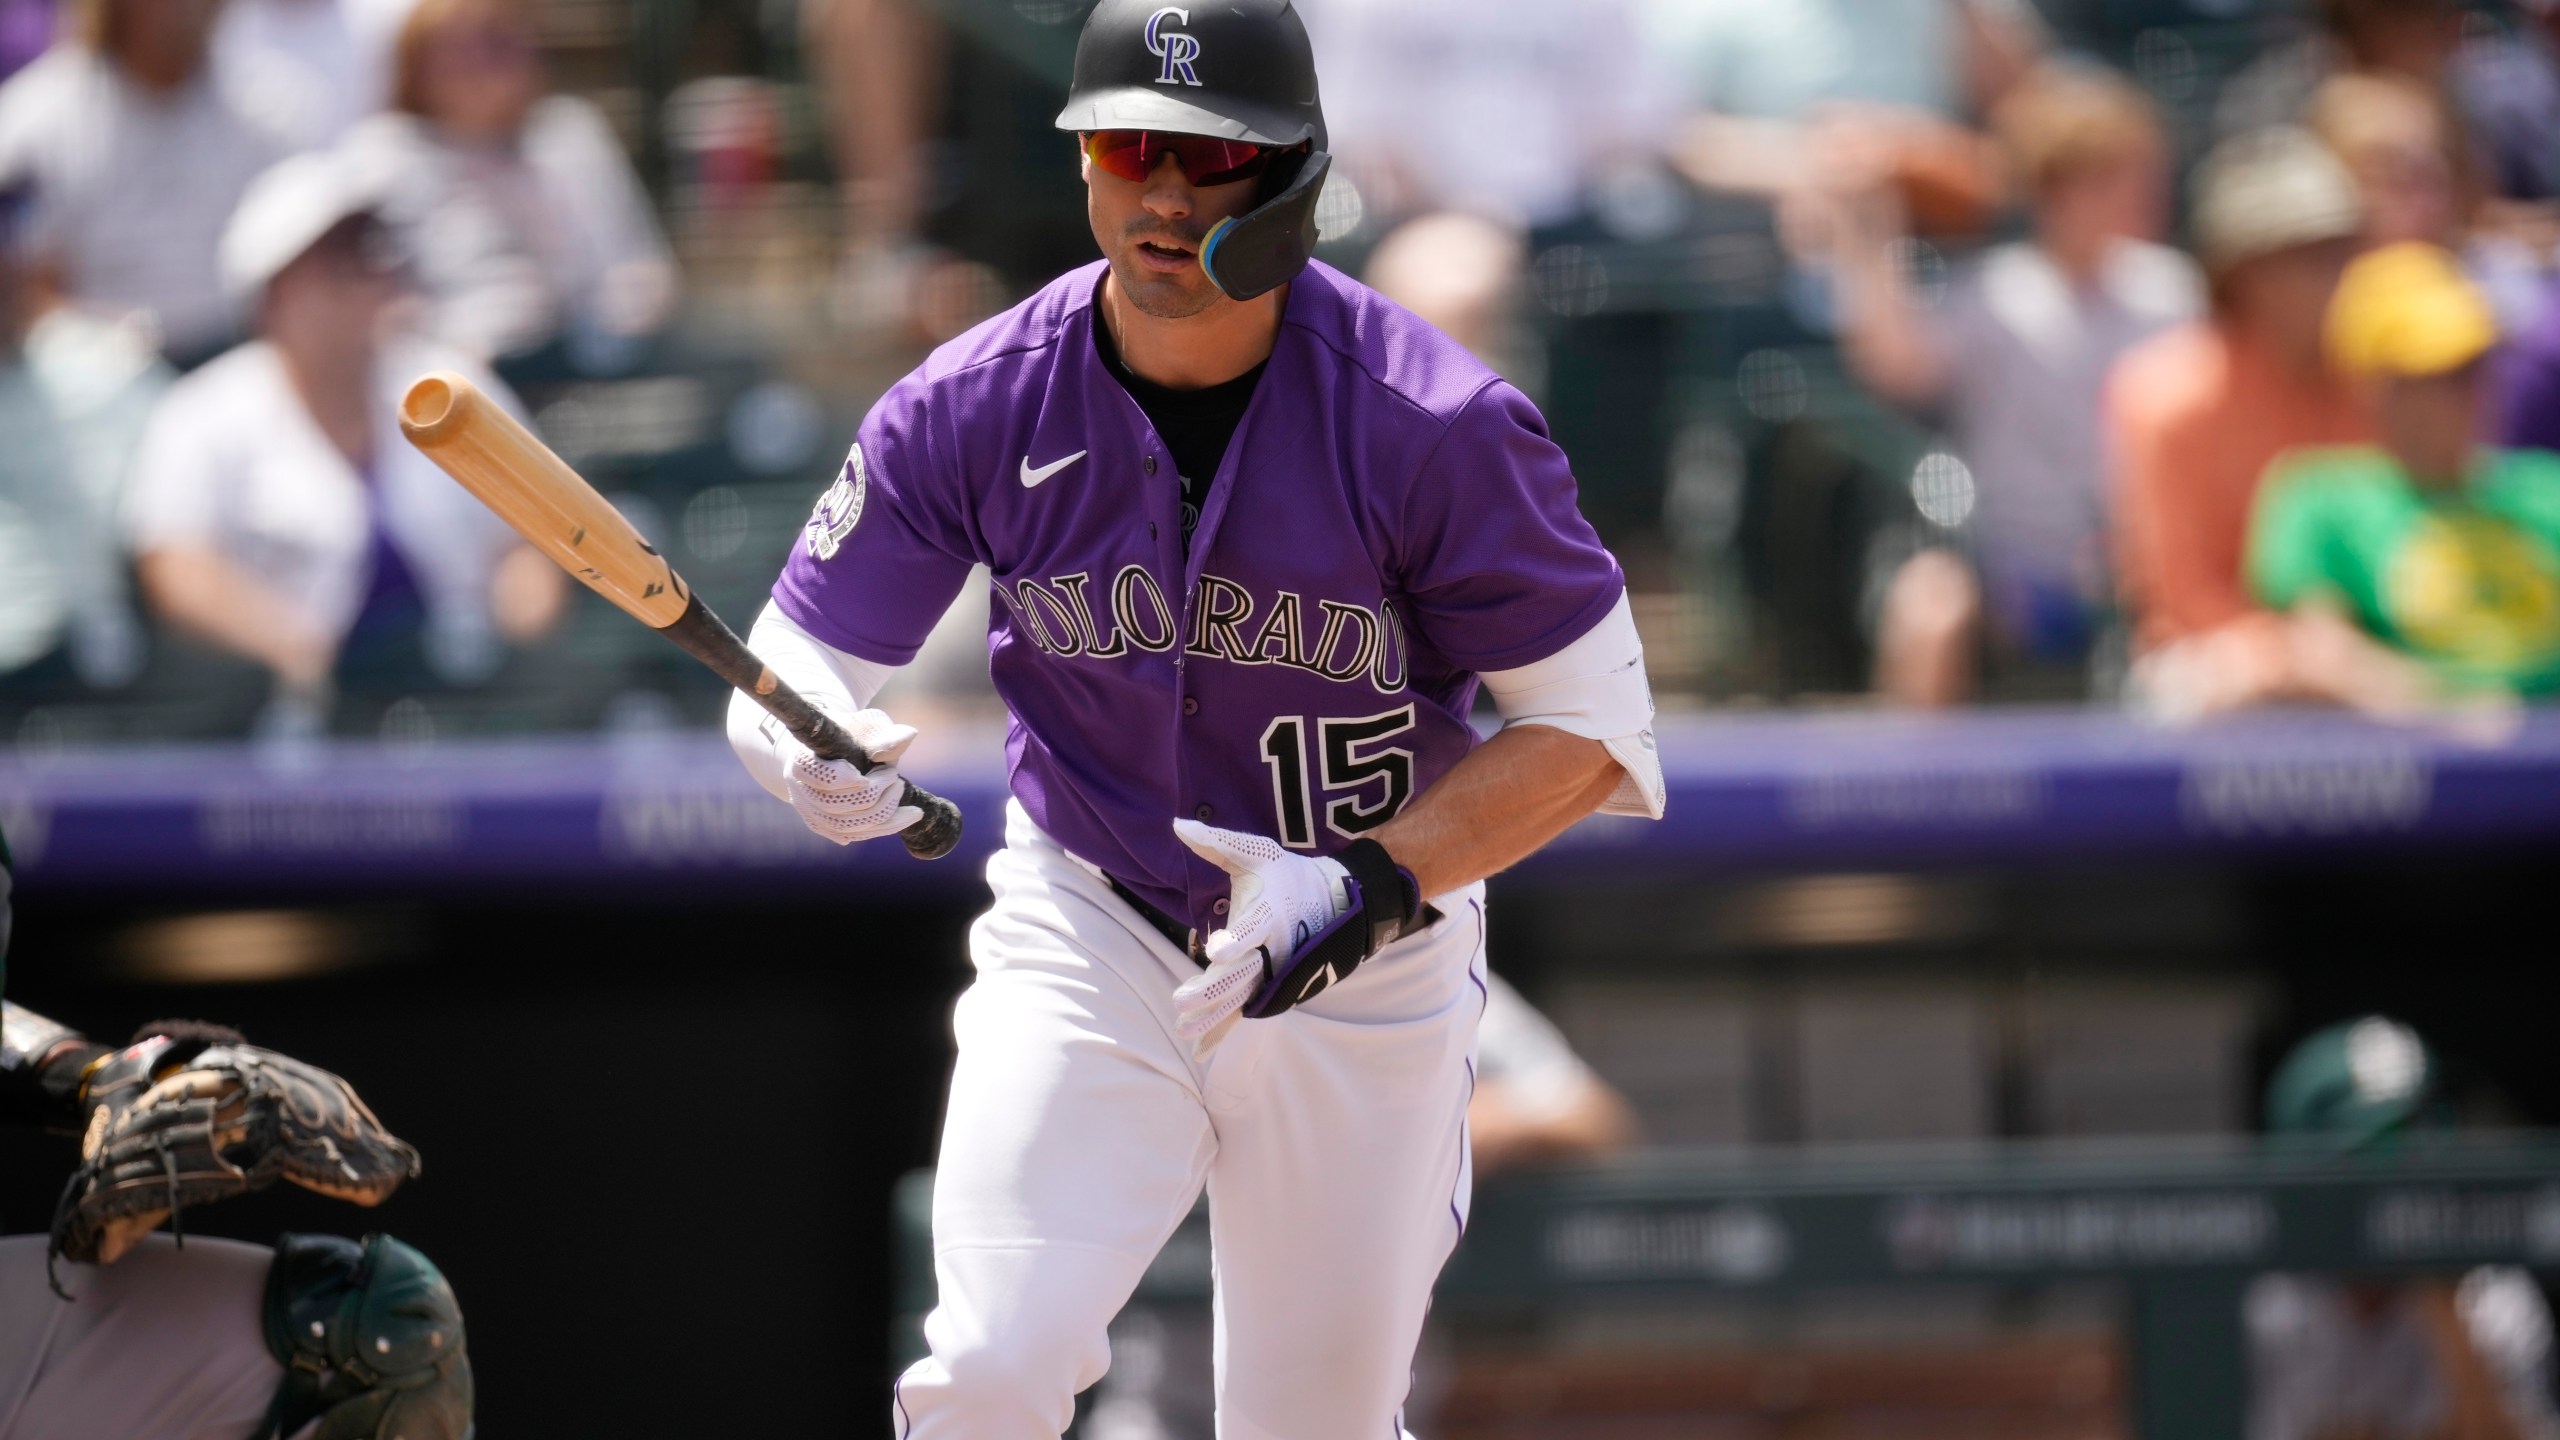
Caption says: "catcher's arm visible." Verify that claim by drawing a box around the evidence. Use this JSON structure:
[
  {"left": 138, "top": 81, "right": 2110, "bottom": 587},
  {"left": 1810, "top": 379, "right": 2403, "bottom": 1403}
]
[{"left": 0, "top": 1000, "right": 113, "bottom": 1131}]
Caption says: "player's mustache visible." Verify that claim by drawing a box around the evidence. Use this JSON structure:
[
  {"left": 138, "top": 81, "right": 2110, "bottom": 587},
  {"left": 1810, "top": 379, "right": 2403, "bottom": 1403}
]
[{"left": 1124, "top": 220, "right": 1208, "bottom": 250}]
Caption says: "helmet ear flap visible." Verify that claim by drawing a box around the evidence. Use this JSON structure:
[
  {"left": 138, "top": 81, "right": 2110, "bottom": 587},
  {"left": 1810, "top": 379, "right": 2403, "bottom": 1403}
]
[{"left": 1200, "top": 149, "right": 1329, "bottom": 301}]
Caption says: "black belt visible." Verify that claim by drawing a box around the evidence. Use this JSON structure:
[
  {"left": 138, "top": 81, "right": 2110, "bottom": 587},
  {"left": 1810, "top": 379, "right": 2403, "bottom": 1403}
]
[{"left": 1107, "top": 875, "right": 1201, "bottom": 964}]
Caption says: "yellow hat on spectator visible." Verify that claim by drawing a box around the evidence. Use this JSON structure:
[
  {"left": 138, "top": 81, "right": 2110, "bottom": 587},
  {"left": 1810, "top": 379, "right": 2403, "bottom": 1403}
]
[{"left": 2326, "top": 241, "right": 2498, "bottom": 379}]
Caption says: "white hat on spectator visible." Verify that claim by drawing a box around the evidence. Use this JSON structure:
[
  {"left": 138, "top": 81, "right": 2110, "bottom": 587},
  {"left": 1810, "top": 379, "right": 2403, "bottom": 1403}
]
[
  {"left": 2189, "top": 127, "right": 2364, "bottom": 279},
  {"left": 220, "top": 149, "right": 392, "bottom": 301}
]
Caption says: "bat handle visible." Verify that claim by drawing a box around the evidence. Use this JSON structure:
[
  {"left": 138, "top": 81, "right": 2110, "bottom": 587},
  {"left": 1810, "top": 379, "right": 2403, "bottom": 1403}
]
[
  {"left": 660, "top": 595, "right": 964, "bottom": 861},
  {"left": 798, "top": 721, "right": 966, "bottom": 861}
]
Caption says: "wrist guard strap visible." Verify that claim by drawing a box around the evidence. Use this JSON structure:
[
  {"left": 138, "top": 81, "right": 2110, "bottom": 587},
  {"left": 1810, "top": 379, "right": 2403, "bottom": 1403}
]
[
  {"left": 1337, "top": 838, "right": 1419, "bottom": 954},
  {"left": 1240, "top": 839, "right": 1420, "bottom": 1022}
]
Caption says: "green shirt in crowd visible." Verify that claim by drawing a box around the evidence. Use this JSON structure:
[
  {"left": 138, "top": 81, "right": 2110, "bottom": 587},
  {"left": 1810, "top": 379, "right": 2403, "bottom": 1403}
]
[{"left": 2249, "top": 446, "right": 2560, "bottom": 695}]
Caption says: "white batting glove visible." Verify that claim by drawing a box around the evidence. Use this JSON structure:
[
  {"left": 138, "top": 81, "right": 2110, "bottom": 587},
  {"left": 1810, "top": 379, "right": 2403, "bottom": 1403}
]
[
  {"left": 775, "top": 708, "right": 923, "bottom": 846},
  {"left": 1170, "top": 819, "right": 1353, "bottom": 1045}
]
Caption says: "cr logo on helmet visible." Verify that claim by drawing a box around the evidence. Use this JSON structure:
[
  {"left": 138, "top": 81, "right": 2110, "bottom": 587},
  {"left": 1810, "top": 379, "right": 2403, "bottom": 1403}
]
[{"left": 1146, "top": 7, "right": 1202, "bottom": 87}]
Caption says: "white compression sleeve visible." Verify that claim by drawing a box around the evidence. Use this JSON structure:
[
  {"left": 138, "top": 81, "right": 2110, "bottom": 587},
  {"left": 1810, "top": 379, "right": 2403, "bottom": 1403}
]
[
  {"left": 724, "top": 601, "right": 903, "bottom": 801},
  {"left": 1478, "top": 591, "right": 1665, "bottom": 819}
]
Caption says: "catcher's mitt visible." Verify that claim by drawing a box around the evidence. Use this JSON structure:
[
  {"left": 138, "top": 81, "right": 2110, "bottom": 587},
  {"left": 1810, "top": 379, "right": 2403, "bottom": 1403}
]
[{"left": 50, "top": 1035, "right": 421, "bottom": 1274}]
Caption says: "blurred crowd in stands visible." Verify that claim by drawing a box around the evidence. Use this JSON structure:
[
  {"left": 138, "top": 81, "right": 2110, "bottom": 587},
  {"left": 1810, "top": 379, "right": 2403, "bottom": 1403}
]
[{"left": 3, "top": 0, "right": 2560, "bottom": 741}]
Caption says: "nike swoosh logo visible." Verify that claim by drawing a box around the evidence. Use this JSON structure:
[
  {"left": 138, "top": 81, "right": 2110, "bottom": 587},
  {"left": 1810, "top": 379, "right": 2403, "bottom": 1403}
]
[{"left": 1020, "top": 451, "right": 1087, "bottom": 488}]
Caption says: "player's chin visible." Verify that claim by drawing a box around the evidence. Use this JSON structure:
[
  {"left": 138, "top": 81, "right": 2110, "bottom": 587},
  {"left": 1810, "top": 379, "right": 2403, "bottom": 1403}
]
[{"left": 1112, "top": 252, "right": 1220, "bottom": 318}]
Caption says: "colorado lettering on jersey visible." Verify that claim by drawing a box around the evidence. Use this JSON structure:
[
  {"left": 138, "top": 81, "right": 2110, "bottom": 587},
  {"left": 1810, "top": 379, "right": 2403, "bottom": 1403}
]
[
  {"left": 1001, "top": 565, "right": 1179, "bottom": 660},
  {"left": 1001, "top": 568, "right": 1410, "bottom": 696}
]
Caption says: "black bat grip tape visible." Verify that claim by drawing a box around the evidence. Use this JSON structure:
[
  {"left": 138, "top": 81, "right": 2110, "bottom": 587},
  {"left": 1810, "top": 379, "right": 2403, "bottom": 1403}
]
[
  {"left": 796, "top": 725, "right": 963, "bottom": 860},
  {"left": 894, "top": 785, "right": 965, "bottom": 860},
  {"left": 784, "top": 704, "right": 966, "bottom": 862}
]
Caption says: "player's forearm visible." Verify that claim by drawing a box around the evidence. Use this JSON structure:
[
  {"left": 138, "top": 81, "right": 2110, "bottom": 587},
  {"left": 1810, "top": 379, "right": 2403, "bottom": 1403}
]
[
  {"left": 488, "top": 543, "right": 569, "bottom": 641},
  {"left": 0, "top": 1000, "right": 107, "bottom": 1130},
  {"left": 1467, "top": 1077, "right": 1640, "bottom": 1177},
  {"left": 1830, "top": 199, "right": 1948, "bottom": 409},
  {"left": 1369, "top": 724, "right": 1620, "bottom": 901},
  {"left": 2281, "top": 603, "right": 2452, "bottom": 716},
  {"left": 726, "top": 601, "right": 902, "bottom": 799},
  {"left": 134, "top": 546, "right": 334, "bottom": 691}
]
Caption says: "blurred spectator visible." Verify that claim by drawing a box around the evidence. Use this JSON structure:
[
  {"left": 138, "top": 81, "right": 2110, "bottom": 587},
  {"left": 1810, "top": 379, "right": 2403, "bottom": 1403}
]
[
  {"left": 1085, "top": 972, "right": 1637, "bottom": 1440},
  {"left": 799, "top": 0, "right": 1009, "bottom": 344},
  {"left": 2248, "top": 1016, "right": 2559, "bottom": 1440},
  {"left": 2248, "top": 243, "right": 2560, "bottom": 714},
  {"left": 2465, "top": 0, "right": 2560, "bottom": 206},
  {"left": 0, "top": 183, "right": 170, "bottom": 688},
  {"left": 2112, "top": 130, "right": 2374, "bottom": 720},
  {"left": 0, "top": 0, "right": 290, "bottom": 367},
  {"left": 2308, "top": 72, "right": 2462, "bottom": 249},
  {"left": 1360, "top": 213, "right": 1525, "bottom": 369},
  {"left": 803, "top": 0, "right": 939, "bottom": 264},
  {"left": 2498, "top": 276, "right": 2560, "bottom": 455},
  {"left": 343, "top": 0, "right": 674, "bottom": 367},
  {"left": 2222, "top": 0, "right": 2557, "bottom": 232},
  {"left": 1301, "top": 0, "right": 1668, "bottom": 361},
  {"left": 2307, "top": 72, "right": 2543, "bottom": 334},
  {"left": 1822, "top": 62, "right": 2198, "bottom": 707},
  {"left": 124, "top": 150, "right": 565, "bottom": 735},
  {"left": 1654, "top": 0, "right": 2046, "bottom": 241},
  {"left": 213, "top": 0, "right": 409, "bottom": 151},
  {"left": 1461, "top": 970, "right": 1641, "bottom": 1173}
]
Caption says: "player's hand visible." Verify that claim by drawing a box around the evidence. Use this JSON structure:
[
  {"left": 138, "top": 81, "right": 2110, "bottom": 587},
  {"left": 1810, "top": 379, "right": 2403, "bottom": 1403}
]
[
  {"left": 779, "top": 708, "right": 922, "bottom": 845},
  {"left": 1171, "top": 819, "right": 1422, "bottom": 1049},
  {"left": 1170, "top": 820, "right": 1355, "bottom": 1045}
]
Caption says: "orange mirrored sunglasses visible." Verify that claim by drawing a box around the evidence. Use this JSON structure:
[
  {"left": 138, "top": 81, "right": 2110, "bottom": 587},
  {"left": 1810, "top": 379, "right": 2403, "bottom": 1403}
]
[{"left": 1083, "top": 130, "right": 1278, "bottom": 188}]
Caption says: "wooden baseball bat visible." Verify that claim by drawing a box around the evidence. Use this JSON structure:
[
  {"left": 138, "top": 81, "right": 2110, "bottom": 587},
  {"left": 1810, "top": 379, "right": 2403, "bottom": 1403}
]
[{"left": 396, "top": 370, "right": 963, "bottom": 860}]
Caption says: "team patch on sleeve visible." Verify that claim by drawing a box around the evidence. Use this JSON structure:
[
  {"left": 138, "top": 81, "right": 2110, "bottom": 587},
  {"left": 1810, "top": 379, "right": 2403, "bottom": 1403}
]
[{"left": 804, "top": 443, "right": 870, "bottom": 560}]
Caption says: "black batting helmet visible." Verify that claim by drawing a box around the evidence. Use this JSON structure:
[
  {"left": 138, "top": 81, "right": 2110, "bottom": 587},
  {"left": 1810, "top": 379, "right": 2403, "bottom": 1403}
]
[{"left": 1056, "top": 0, "right": 1331, "bottom": 301}]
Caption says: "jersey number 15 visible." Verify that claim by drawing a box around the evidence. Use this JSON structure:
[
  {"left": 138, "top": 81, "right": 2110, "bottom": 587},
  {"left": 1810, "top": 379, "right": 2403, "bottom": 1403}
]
[{"left": 1259, "top": 705, "right": 1418, "bottom": 849}]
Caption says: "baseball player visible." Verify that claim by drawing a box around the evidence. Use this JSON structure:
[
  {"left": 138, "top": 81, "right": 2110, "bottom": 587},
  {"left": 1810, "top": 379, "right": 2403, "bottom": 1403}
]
[
  {"left": 0, "top": 830, "right": 472, "bottom": 1440},
  {"left": 728, "top": 2, "right": 1663, "bottom": 1433}
]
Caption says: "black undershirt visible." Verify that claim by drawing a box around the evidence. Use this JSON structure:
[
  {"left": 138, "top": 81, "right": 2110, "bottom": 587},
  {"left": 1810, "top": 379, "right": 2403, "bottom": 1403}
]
[{"left": 1093, "top": 311, "right": 1266, "bottom": 552}]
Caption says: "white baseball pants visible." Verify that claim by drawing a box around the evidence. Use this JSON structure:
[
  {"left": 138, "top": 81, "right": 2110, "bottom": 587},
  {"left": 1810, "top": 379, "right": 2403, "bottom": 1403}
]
[{"left": 895, "top": 801, "right": 1486, "bottom": 1440}]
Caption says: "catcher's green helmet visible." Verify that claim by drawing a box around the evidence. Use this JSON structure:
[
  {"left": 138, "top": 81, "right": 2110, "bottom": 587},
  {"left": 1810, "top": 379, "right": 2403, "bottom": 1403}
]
[{"left": 2265, "top": 1015, "right": 2437, "bottom": 1143}]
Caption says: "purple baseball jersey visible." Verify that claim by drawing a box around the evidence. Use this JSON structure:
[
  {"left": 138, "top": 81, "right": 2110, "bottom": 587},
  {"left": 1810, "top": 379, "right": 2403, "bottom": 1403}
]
[{"left": 774, "top": 259, "right": 1623, "bottom": 930}]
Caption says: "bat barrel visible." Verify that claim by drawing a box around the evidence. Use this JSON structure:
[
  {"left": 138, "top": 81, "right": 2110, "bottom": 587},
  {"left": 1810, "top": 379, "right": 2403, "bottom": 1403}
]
[
  {"left": 397, "top": 370, "right": 693, "bottom": 630},
  {"left": 397, "top": 372, "right": 473, "bottom": 445},
  {"left": 398, "top": 370, "right": 964, "bottom": 862}
]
